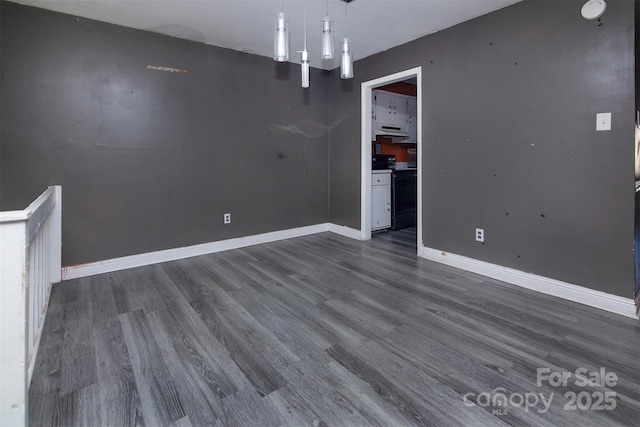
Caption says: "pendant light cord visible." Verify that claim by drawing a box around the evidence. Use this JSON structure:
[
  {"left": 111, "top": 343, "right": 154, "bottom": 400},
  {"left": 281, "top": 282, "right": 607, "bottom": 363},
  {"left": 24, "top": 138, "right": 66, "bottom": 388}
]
[
  {"left": 345, "top": 1, "right": 349, "bottom": 38},
  {"left": 304, "top": 0, "right": 307, "bottom": 50}
]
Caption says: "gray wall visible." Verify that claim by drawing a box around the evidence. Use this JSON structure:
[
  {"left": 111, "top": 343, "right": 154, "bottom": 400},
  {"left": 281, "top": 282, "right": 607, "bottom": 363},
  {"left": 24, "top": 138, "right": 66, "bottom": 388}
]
[
  {"left": 329, "top": 0, "right": 636, "bottom": 297},
  {"left": 2, "top": 1, "right": 636, "bottom": 298},
  {"left": 1, "top": 2, "right": 330, "bottom": 266}
]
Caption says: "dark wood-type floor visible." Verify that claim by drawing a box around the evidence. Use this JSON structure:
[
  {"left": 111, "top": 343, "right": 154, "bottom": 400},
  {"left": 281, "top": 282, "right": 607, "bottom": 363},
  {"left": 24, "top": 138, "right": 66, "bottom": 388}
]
[{"left": 29, "top": 228, "right": 640, "bottom": 426}]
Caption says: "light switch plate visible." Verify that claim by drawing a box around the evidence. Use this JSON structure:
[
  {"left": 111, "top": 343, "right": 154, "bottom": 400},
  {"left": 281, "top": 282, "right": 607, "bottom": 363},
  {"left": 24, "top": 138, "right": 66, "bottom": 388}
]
[{"left": 596, "top": 112, "right": 611, "bottom": 131}]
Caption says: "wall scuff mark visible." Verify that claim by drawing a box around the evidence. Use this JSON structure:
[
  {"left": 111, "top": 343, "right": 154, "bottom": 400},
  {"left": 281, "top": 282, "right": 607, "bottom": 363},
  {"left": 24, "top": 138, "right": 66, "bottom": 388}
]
[{"left": 146, "top": 65, "right": 188, "bottom": 74}]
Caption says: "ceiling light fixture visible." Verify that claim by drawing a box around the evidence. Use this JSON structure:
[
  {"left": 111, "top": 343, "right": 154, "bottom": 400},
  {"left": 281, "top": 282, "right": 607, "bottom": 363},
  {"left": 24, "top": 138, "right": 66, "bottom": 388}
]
[
  {"left": 300, "top": 0, "right": 310, "bottom": 88},
  {"left": 273, "top": 0, "right": 289, "bottom": 62},
  {"left": 581, "top": 0, "right": 607, "bottom": 20},
  {"left": 320, "top": 0, "right": 334, "bottom": 60},
  {"left": 340, "top": 0, "right": 354, "bottom": 79},
  {"left": 272, "top": 0, "right": 354, "bottom": 83}
]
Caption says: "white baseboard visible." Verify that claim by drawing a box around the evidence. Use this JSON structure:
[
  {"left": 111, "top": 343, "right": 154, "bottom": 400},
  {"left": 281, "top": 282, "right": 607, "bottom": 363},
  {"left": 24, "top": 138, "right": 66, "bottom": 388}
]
[
  {"left": 419, "top": 246, "right": 637, "bottom": 319},
  {"left": 63, "top": 223, "right": 332, "bottom": 280},
  {"left": 62, "top": 223, "right": 364, "bottom": 280},
  {"left": 327, "top": 224, "right": 364, "bottom": 240}
]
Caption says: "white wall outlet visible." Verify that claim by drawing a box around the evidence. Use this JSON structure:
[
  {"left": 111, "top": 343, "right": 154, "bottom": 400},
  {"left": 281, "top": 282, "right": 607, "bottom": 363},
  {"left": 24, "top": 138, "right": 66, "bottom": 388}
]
[
  {"left": 475, "top": 228, "right": 485, "bottom": 243},
  {"left": 596, "top": 112, "right": 611, "bottom": 131},
  {"left": 223, "top": 213, "right": 231, "bottom": 224}
]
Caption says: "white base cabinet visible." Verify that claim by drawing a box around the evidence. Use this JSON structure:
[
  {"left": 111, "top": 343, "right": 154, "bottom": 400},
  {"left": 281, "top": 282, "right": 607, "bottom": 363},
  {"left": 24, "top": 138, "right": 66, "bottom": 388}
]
[{"left": 371, "top": 170, "right": 392, "bottom": 231}]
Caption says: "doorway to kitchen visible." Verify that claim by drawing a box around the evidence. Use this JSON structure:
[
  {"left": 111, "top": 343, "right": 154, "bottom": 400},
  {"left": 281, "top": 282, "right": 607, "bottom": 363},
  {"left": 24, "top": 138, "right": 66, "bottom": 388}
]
[{"left": 360, "top": 67, "right": 422, "bottom": 253}]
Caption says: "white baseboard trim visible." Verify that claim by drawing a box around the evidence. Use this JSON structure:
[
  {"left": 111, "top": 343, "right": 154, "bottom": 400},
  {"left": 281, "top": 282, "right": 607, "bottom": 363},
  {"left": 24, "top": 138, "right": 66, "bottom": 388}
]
[
  {"left": 327, "top": 224, "right": 364, "bottom": 240},
  {"left": 419, "top": 246, "right": 637, "bottom": 319},
  {"left": 62, "top": 222, "right": 364, "bottom": 280},
  {"left": 63, "top": 223, "right": 333, "bottom": 280}
]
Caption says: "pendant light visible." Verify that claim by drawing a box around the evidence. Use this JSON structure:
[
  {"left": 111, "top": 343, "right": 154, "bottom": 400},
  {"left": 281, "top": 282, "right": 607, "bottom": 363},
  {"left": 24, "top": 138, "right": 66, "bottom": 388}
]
[
  {"left": 300, "top": 0, "right": 310, "bottom": 88},
  {"left": 320, "top": 0, "right": 334, "bottom": 60},
  {"left": 340, "top": 0, "right": 353, "bottom": 79},
  {"left": 273, "top": 0, "right": 289, "bottom": 62}
]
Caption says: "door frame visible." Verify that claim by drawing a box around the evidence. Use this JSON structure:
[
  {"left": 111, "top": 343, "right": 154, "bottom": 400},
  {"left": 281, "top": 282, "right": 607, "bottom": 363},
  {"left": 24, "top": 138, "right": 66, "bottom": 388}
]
[{"left": 360, "top": 66, "right": 423, "bottom": 252}]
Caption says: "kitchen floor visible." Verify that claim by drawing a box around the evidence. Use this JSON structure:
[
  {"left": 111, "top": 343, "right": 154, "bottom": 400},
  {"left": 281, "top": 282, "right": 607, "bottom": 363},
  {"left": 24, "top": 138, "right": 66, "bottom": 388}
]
[
  {"left": 29, "top": 231, "right": 639, "bottom": 426},
  {"left": 372, "top": 226, "right": 417, "bottom": 254}
]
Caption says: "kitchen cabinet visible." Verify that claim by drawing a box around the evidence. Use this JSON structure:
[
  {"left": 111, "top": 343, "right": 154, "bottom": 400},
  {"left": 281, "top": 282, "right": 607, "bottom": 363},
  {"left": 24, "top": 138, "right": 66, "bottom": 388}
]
[
  {"left": 371, "top": 170, "right": 391, "bottom": 231},
  {"left": 372, "top": 91, "right": 392, "bottom": 127},
  {"left": 372, "top": 89, "right": 417, "bottom": 143},
  {"left": 373, "top": 90, "right": 408, "bottom": 130},
  {"left": 406, "top": 96, "right": 417, "bottom": 143}
]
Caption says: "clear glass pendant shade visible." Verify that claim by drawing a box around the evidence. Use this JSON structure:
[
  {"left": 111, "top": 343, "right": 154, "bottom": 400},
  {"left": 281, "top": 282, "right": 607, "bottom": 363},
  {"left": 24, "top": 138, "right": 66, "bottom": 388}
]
[
  {"left": 273, "top": 12, "right": 289, "bottom": 62},
  {"left": 340, "top": 38, "right": 353, "bottom": 79},
  {"left": 320, "top": 17, "right": 334, "bottom": 60},
  {"left": 301, "top": 49, "right": 310, "bottom": 88}
]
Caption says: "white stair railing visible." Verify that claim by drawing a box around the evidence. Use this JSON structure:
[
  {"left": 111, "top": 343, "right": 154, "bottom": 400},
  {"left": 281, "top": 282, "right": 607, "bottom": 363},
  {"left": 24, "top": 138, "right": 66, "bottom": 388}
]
[{"left": 0, "top": 186, "right": 62, "bottom": 426}]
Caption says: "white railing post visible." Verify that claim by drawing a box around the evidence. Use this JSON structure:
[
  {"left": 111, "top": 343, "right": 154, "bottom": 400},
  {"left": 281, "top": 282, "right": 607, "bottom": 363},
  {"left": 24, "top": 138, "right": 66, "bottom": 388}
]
[
  {"left": 25, "top": 186, "right": 62, "bottom": 384},
  {"left": 0, "top": 215, "right": 29, "bottom": 427},
  {"left": 0, "top": 185, "right": 63, "bottom": 427},
  {"left": 50, "top": 186, "right": 62, "bottom": 284}
]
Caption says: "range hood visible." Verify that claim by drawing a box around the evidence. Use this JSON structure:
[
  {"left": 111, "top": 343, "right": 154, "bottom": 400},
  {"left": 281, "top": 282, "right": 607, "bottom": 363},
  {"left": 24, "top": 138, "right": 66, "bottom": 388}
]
[{"left": 374, "top": 124, "right": 410, "bottom": 138}]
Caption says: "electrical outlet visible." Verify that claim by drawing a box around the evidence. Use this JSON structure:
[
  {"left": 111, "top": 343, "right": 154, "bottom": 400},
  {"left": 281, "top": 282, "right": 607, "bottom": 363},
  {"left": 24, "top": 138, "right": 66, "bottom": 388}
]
[
  {"left": 224, "top": 213, "right": 231, "bottom": 224},
  {"left": 596, "top": 112, "right": 611, "bottom": 131},
  {"left": 475, "top": 228, "right": 484, "bottom": 243}
]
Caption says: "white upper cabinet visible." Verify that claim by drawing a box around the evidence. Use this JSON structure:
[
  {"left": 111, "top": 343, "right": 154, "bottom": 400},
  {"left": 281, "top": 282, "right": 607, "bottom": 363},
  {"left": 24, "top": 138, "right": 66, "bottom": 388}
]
[
  {"left": 396, "top": 96, "right": 409, "bottom": 130},
  {"left": 373, "top": 90, "right": 408, "bottom": 130},
  {"left": 406, "top": 96, "right": 417, "bottom": 144},
  {"left": 373, "top": 90, "right": 394, "bottom": 128},
  {"left": 372, "top": 89, "right": 417, "bottom": 143}
]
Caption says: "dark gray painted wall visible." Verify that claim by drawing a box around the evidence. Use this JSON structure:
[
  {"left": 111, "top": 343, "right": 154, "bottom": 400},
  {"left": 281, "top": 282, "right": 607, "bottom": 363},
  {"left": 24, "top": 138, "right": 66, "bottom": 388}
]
[
  {"left": 2, "top": 1, "right": 636, "bottom": 298},
  {"left": 329, "top": 0, "right": 635, "bottom": 297},
  {"left": 1, "top": 2, "right": 330, "bottom": 266}
]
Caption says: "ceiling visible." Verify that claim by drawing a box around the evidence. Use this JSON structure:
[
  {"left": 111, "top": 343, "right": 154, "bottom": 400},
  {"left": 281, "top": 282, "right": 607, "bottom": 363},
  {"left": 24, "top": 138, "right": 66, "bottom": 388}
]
[{"left": 12, "top": 0, "right": 523, "bottom": 70}]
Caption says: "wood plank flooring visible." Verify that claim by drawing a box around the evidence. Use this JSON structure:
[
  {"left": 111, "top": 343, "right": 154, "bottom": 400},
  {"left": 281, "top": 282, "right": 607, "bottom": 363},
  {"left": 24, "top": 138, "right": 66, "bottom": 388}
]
[{"left": 29, "top": 228, "right": 640, "bottom": 426}]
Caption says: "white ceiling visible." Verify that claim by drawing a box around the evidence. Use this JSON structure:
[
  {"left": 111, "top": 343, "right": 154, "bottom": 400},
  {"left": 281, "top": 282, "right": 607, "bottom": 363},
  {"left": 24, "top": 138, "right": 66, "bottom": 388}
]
[{"left": 12, "top": 0, "right": 522, "bottom": 70}]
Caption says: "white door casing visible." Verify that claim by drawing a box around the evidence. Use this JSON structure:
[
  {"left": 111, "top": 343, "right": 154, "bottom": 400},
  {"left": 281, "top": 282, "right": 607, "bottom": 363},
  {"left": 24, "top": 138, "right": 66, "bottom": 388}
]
[{"left": 361, "top": 67, "right": 422, "bottom": 252}]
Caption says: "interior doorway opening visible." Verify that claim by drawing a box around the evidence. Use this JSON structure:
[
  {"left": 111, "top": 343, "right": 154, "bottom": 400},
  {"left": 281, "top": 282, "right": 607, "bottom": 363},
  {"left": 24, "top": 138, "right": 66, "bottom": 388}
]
[{"left": 361, "top": 67, "right": 422, "bottom": 253}]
